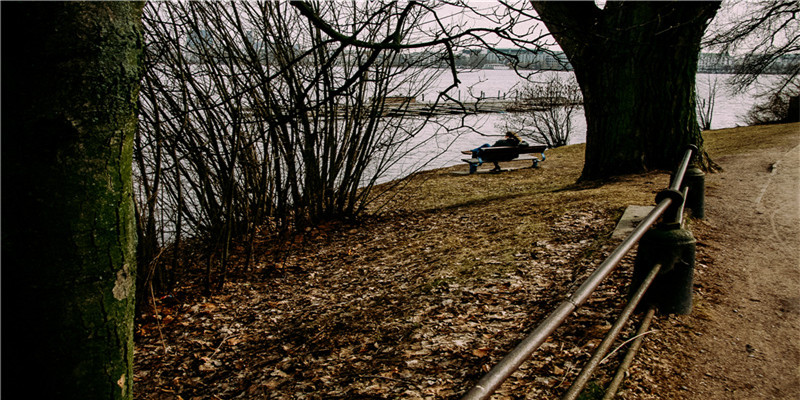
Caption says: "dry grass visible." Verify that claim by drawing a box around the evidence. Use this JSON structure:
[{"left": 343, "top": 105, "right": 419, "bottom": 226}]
[
  {"left": 363, "top": 122, "right": 799, "bottom": 282},
  {"left": 703, "top": 122, "right": 800, "bottom": 155},
  {"left": 366, "top": 143, "right": 668, "bottom": 281}
]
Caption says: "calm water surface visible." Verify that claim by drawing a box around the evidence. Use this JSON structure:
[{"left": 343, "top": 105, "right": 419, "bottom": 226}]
[{"left": 378, "top": 70, "right": 771, "bottom": 182}]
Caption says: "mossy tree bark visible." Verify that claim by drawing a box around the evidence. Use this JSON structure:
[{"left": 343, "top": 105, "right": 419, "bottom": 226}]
[
  {"left": 2, "top": 2, "right": 143, "bottom": 399},
  {"left": 532, "top": 1, "right": 721, "bottom": 180}
]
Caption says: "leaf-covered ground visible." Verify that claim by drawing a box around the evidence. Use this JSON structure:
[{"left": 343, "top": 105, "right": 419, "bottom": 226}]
[
  {"left": 135, "top": 137, "right": 670, "bottom": 399},
  {"left": 135, "top": 123, "right": 800, "bottom": 399},
  {"left": 135, "top": 210, "right": 646, "bottom": 399}
]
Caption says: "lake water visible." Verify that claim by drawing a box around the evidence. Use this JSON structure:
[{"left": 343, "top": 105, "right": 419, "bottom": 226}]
[{"left": 377, "top": 70, "right": 769, "bottom": 182}]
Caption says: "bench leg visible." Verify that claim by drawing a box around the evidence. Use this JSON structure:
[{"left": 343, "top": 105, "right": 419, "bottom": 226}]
[{"left": 468, "top": 156, "right": 484, "bottom": 174}]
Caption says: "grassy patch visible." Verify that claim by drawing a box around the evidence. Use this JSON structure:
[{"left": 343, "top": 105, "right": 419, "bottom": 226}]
[
  {"left": 703, "top": 122, "right": 800, "bottom": 156},
  {"left": 363, "top": 122, "right": 799, "bottom": 286}
]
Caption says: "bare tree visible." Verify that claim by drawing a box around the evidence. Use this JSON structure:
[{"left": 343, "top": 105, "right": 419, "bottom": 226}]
[
  {"left": 135, "top": 1, "right": 446, "bottom": 297},
  {"left": 295, "top": 1, "right": 723, "bottom": 179},
  {"left": 705, "top": 0, "right": 799, "bottom": 92},
  {"left": 498, "top": 74, "right": 583, "bottom": 147},
  {"left": 704, "top": 0, "right": 800, "bottom": 123},
  {"left": 3, "top": 2, "right": 142, "bottom": 398},
  {"left": 696, "top": 74, "right": 719, "bottom": 130}
]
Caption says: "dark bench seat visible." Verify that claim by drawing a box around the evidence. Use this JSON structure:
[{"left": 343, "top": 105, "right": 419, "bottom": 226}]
[{"left": 462, "top": 145, "right": 547, "bottom": 174}]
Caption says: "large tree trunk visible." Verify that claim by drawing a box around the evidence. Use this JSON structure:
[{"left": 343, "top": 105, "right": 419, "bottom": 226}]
[
  {"left": 2, "top": 2, "right": 143, "bottom": 399},
  {"left": 532, "top": 1, "right": 720, "bottom": 180}
]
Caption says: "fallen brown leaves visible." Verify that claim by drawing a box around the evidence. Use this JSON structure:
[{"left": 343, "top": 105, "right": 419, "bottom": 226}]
[{"left": 135, "top": 198, "right": 656, "bottom": 400}]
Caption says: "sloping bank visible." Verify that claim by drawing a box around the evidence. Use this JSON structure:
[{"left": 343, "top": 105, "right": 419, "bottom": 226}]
[{"left": 134, "top": 123, "right": 799, "bottom": 399}]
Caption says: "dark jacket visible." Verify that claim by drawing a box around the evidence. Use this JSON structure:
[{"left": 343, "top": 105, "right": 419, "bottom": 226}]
[{"left": 493, "top": 137, "right": 520, "bottom": 147}]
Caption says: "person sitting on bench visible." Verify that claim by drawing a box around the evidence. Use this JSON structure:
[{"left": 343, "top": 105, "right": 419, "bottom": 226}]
[{"left": 463, "top": 131, "right": 522, "bottom": 172}]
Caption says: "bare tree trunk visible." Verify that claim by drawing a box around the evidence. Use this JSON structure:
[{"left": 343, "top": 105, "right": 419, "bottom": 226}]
[
  {"left": 532, "top": 1, "right": 721, "bottom": 179},
  {"left": 3, "top": 2, "right": 143, "bottom": 398}
]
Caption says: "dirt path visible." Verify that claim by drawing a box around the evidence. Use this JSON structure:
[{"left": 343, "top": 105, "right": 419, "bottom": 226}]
[{"left": 644, "top": 137, "right": 800, "bottom": 399}]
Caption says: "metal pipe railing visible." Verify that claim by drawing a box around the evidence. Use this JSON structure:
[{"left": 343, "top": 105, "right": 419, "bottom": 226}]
[
  {"left": 676, "top": 186, "right": 689, "bottom": 227},
  {"left": 601, "top": 306, "right": 657, "bottom": 400},
  {"left": 561, "top": 263, "right": 662, "bottom": 400},
  {"left": 461, "top": 200, "right": 669, "bottom": 400},
  {"left": 461, "top": 146, "right": 697, "bottom": 400},
  {"left": 670, "top": 145, "right": 698, "bottom": 191}
]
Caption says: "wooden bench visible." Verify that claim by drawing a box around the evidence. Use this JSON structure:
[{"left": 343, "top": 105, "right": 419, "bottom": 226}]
[{"left": 462, "top": 145, "right": 547, "bottom": 174}]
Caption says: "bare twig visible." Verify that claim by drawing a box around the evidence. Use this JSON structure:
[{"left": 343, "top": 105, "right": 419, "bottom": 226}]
[
  {"left": 599, "top": 329, "right": 660, "bottom": 365},
  {"left": 149, "top": 282, "right": 170, "bottom": 355}
]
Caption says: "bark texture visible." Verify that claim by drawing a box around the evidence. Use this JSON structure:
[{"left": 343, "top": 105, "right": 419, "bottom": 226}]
[
  {"left": 2, "top": 2, "right": 143, "bottom": 399},
  {"left": 532, "top": 1, "right": 721, "bottom": 180}
]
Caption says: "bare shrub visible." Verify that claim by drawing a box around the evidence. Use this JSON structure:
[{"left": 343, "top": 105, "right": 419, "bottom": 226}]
[
  {"left": 498, "top": 74, "right": 583, "bottom": 148},
  {"left": 135, "top": 1, "right": 443, "bottom": 299},
  {"left": 745, "top": 84, "right": 800, "bottom": 125},
  {"left": 696, "top": 75, "right": 719, "bottom": 130}
]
